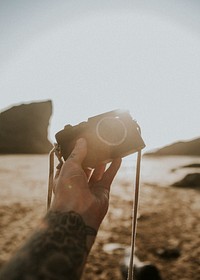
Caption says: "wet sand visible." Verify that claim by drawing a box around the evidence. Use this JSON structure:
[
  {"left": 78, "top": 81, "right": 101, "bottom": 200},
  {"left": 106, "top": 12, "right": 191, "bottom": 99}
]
[{"left": 0, "top": 155, "right": 199, "bottom": 279}]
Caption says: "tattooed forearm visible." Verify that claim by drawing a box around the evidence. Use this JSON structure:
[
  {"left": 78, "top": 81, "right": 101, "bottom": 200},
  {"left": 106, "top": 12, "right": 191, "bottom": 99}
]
[{"left": 0, "top": 211, "right": 97, "bottom": 280}]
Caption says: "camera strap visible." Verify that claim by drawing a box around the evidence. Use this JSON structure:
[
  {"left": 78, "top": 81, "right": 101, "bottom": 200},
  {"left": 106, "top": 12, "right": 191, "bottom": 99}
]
[
  {"left": 47, "top": 144, "right": 63, "bottom": 210},
  {"left": 127, "top": 150, "right": 142, "bottom": 280}
]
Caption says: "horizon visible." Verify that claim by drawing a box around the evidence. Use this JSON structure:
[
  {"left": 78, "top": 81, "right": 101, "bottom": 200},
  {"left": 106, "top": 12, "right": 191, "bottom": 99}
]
[
  {"left": 0, "top": 1, "right": 200, "bottom": 151},
  {"left": 1, "top": 98, "right": 199, "bottom": 153}
]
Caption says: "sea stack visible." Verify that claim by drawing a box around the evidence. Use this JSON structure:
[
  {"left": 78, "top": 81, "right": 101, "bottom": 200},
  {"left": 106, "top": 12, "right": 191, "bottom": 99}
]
[{"left": 0, "top": 100, "right": 53, "bottom": 154}]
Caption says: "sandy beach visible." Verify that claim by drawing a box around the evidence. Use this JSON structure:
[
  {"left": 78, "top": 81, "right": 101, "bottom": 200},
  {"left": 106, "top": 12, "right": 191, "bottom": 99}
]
[{"left": 0, "top": 154, "right": 199, "bottom": 280}]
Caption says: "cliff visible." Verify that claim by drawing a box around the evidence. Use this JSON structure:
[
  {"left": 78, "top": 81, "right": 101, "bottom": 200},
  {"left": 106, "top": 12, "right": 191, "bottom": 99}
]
[
  {"left": 0, "top": 100, "right": 53, "bottom": 154},
  {"left": 145, "top": 137, "right": 200, "bottom": 157}
]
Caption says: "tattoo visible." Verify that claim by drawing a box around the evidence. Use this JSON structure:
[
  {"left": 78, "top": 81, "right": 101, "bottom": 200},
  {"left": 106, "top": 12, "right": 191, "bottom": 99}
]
[
  {"left": 0, "top": 211, "right": 97, "bottom": 280},
  {"left": 69, "top": 152, "right": 76, "bottom": 159}
]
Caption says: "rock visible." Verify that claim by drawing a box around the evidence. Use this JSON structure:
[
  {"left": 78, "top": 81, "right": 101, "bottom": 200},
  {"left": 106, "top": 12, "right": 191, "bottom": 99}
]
[
  {"left": 145, "top": 137, "right": 200, "bottom": 156},
  {"left": 121, "top": 248, "right": 162, "bottom": 280},
  {"left": 156, "top": 247, "right": 181, "bottom": 259},
  {"left": 172, "top": 173, "right": 200, "bottom": 189},
  {"left": 102, "top": 243, "right": 124, "bottom": 254},
  {"left": 182, "top": 163, "right": 200, "bottom": 168},
  {"left": 171, "top": 163, "right": 200, "bottom": 172},
  {"left": 0, "top": 100, "right": 53, "bottom": 154},
  {"left": 134, "top": 264, "right": 162, "bottom": 280}
]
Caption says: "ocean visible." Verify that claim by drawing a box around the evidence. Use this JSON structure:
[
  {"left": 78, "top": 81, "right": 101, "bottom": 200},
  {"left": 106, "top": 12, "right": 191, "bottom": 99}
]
[
  {"left": 123, "top": 154, "right": 200, "bottom": 187},
  {"left": 0, "top": 154, "right": 200, "bottom": 203}
]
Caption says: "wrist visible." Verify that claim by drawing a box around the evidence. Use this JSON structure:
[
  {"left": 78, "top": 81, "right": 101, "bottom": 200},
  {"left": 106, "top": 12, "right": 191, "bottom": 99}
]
[
  {"left": 46, "top": 210, "right": 98, "bottom": 251},
  {"left": 50, "top": 195, "right": 104, "bottom": 232}
]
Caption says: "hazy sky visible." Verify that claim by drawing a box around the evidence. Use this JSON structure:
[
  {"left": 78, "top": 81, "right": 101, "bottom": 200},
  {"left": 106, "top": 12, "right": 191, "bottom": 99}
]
[{"left": 0, "top": 0, "right": 200, "bottom": 151}]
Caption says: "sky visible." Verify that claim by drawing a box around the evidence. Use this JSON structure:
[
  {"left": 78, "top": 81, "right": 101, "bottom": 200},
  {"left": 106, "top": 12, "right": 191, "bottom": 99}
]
[{"left": 0, "top": 0, "right": 200, "bottom": 152}]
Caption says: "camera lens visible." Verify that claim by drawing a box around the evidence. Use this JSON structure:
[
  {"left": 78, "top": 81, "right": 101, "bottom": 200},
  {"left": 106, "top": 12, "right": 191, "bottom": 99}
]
[{"left": 96, "top": 117, "right": 127, "bottom": 146}]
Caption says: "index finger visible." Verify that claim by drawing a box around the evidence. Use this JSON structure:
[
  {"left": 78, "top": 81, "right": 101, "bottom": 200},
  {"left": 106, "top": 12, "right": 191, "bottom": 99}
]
[
  {"left": 66, "top": 138, "right": 87, "bottom": 165},
  {"left": 59, "top": 138, "right": 87, "bottom": 177}
]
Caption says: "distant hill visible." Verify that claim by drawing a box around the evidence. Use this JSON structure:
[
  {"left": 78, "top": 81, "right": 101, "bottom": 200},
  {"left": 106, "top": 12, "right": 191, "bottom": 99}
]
[{"left": 145, "top": 137, "right": 200, "bottom": 157}]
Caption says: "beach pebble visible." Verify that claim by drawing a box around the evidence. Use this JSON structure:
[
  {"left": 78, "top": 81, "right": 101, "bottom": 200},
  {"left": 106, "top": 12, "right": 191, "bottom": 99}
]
[{"left": 156, "top": 247, "right": 181, "bottom": 259}]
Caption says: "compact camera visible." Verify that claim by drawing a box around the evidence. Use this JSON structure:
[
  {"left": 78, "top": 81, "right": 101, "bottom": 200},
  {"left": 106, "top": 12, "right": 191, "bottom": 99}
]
[{"left": 55, "top": 110, "right": 145, "bottom": 168}]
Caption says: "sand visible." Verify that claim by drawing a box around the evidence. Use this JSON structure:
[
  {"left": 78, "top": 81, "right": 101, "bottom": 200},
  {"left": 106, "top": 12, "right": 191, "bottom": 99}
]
[{"left": 0, "top": 155, "right": 199, "bottom": 280}]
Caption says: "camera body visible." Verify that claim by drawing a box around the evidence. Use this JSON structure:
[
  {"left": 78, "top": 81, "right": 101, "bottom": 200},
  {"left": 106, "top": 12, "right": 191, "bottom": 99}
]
[{"left": 55, "top": 110, "right": 145, "bottom": 168}]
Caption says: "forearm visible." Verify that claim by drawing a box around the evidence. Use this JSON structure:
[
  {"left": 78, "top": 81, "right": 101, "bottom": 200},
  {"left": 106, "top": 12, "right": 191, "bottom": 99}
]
[{"left": 0, "top": 211, "right": 97, "bottom": 280}]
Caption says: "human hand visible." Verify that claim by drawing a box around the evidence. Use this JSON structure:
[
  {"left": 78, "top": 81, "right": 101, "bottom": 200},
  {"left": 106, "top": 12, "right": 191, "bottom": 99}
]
[{"left": 51, "top": 138, "right": 121, "bottom": 231}]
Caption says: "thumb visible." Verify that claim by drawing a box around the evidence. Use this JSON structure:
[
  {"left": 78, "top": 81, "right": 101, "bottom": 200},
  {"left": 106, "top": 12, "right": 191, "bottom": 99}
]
[{"left": 67, "top": 138, "right": 87, "bottom": 165}]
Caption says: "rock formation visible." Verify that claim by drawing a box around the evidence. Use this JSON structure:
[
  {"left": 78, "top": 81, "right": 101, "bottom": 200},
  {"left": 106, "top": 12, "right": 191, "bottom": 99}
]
[
  {"left": 120, "top": 247, "right": 162, "bottom": 280},
  {"left": 172, "top": 173, "right": 200, "bottom": 189},
  {"left": 145, "top": 137, "right": 200, "bottom": 156},
  {"left": 0, "top": 100, "right": 53, "bottom": 154}
]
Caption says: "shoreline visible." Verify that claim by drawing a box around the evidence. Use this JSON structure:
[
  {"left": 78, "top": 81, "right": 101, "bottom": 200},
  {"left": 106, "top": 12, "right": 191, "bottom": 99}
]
[{"left": 0, "top": 155, "right": 199, "bottom": 279}]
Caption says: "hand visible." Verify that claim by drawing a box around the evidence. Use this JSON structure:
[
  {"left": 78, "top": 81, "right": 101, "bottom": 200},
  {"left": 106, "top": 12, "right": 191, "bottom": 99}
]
[
  {"left": 51, "top": 138, "right": 121, "bottom": 231},
  {"left": 0, "top": 138, "right": 121, "bottom": 280}
]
